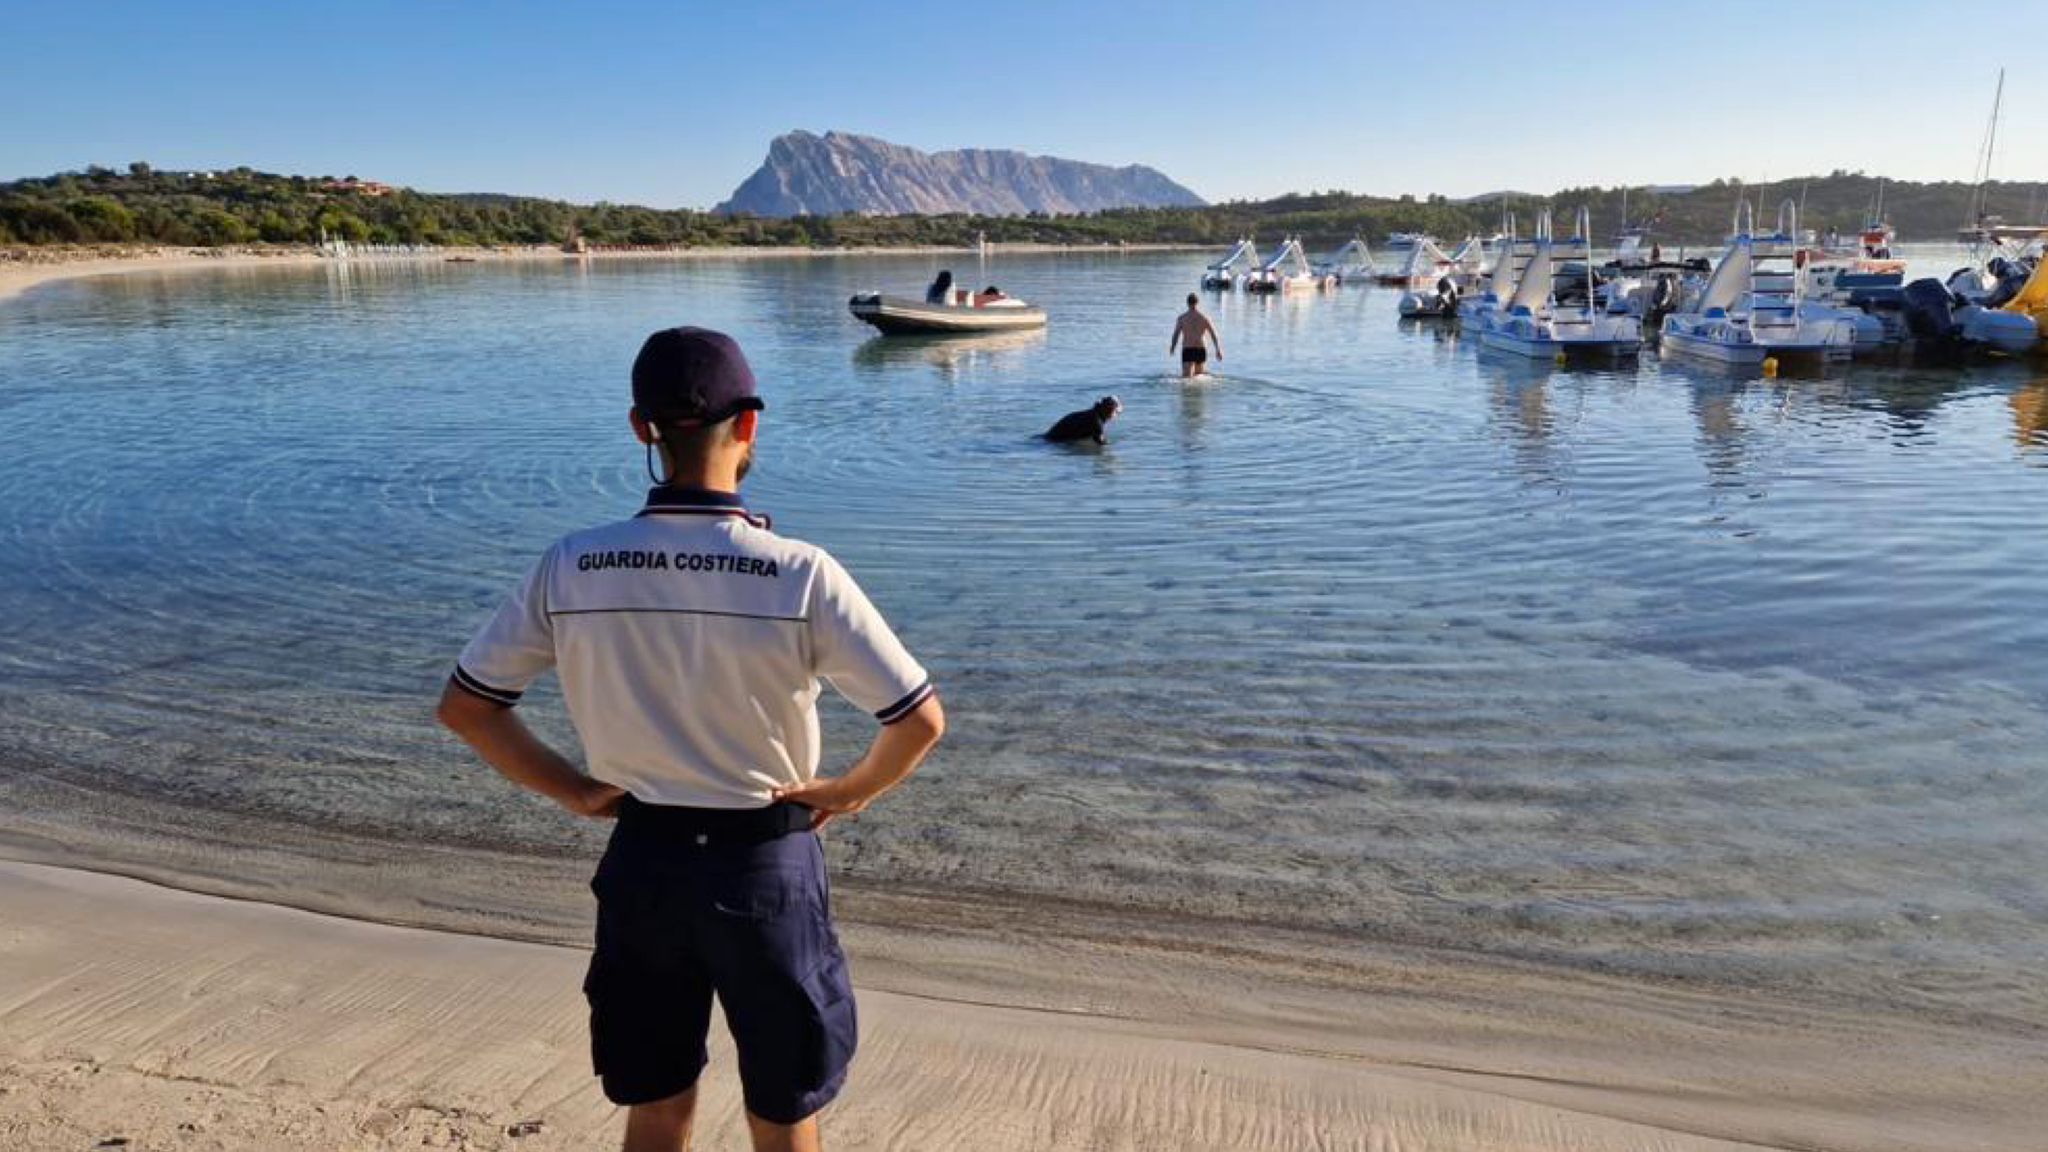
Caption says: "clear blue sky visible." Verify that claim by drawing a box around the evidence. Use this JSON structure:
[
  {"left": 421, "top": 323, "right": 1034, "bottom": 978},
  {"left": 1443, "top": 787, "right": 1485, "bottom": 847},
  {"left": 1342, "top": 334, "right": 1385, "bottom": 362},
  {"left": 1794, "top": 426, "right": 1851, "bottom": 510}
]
[{"left": 3, "top": 0, "right": 2042, "bottom": 208}]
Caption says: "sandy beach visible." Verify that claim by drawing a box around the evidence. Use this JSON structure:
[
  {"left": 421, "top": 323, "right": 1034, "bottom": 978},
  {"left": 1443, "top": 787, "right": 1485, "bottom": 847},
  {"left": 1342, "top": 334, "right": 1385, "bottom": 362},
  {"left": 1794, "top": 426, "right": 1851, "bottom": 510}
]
[
  {"left": 0, "top": 241, "right": 1199, "bottom": 305},
  {"left": 3, "top": 830, "right": 2044, "bottom": 1152},
  {"left": 8, "top": 857, "right": 2020, "bottom": 1152}
]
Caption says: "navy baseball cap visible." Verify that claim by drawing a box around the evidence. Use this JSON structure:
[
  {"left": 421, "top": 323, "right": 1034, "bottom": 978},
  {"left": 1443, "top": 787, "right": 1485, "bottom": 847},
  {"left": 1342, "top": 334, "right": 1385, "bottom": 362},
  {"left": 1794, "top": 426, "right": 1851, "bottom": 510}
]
[{"left": 631, "top": 327, "right": 765, "bottom": 426}]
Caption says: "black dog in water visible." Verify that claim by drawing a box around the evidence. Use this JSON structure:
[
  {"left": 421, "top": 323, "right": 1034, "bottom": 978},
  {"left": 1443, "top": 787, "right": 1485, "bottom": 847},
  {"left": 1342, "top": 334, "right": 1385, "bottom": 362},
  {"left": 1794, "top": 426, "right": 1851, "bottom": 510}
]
[{"left": 1043, "top": 396, "right": 1123, "bottom": 444}]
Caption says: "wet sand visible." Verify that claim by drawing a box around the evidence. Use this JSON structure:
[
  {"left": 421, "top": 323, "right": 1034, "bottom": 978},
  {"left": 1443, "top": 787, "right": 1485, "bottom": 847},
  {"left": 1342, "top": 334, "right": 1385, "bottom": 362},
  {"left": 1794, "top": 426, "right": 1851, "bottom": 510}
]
[
  {"left": 11, "top": 858, "right": 2038, "bottom": 1152},
  {"left": 3, "top": 789, "right": 2044, "bottom": 1152}
]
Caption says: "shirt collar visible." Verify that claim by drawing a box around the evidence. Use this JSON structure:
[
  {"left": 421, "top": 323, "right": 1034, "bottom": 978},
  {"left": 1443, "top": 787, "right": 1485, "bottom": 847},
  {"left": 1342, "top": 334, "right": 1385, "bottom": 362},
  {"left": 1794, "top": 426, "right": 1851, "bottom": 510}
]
[{"left": 639, "top": 486, "right": 769, "bottom": 527}]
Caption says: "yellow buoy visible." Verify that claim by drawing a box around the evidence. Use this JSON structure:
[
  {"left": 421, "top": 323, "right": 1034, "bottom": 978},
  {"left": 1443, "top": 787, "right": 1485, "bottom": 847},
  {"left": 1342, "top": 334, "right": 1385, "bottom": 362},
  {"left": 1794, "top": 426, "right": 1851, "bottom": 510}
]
[
  {"left": 1761, "top": 356, "right": 1779, "bottom": 378},
  {"left": 1554, "top": 352, "right": 1567, "bottom": 366}
]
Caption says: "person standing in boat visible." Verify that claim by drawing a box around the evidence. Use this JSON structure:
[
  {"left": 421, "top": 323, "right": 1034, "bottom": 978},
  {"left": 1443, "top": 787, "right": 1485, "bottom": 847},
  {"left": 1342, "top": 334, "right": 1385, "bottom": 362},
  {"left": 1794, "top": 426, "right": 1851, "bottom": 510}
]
[
  {"left": 925, "top": 269, "right": 954, "bottom": 305},
  {"left": 1170, "top": 293, "right": 1222, "bottom": 378}
]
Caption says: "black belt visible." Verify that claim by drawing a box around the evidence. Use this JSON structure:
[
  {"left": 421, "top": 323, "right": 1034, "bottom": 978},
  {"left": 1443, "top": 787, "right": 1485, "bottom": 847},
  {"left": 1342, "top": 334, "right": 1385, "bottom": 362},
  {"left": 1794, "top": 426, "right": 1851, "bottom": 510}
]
[{"left": 616, "top": 796, "right": 814, "bottom": 843}]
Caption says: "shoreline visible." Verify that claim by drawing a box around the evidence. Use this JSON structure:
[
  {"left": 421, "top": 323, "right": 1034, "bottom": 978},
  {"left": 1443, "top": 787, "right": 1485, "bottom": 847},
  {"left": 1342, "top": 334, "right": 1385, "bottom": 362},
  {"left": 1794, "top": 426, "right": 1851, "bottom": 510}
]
[
  {"left": 0, "top": 240, "right": 1207, "bottom": 304},
  {"left": 6, "top": 856, "right": 2031, "bottom": 1152},
  {"left": 3, "top": 786, "right": 2044, "bottom": 1152}
]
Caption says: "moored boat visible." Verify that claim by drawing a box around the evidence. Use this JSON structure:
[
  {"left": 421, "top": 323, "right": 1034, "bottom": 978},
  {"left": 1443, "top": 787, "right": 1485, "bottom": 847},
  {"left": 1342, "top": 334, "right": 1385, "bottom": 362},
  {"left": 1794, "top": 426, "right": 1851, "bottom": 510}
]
[
  {"left": 2002, "top": 252, "right": 2048, "bottom": 339},
  {"left": 1659, "top": 201, "right": 1856, "bottom": 367},
  {"left": 1457, "top": 214, "right": 1537, "bottom": 326},
  {"left": 1314, "top": 237, "right": 1377, "bottom": 285},
  {"left": 1473, "top": 209, "right": 1642, "bottom": 359},
  {"left": 1397, "top": 237, "right": 1491, "bottom": 317},
  {"left": 848, "top": 292, "right": 1048, "bottom": 335},
  {"left": 1202, "top": 238, "right": 1261, "bottom": 290},
  {"left": 1376, "top": 236, "right": 1454, "bottom": 288},
  {"left": 1244, "top": 237, "right": 1336, "bottom": 293}
]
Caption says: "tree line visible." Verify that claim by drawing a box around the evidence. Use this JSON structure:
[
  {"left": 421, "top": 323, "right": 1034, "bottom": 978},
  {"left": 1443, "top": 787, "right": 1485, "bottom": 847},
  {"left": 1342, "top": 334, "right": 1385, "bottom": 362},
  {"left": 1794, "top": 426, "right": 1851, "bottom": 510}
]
[{"left": 4, "top": 163, "right": 2043, "bottom": 251}]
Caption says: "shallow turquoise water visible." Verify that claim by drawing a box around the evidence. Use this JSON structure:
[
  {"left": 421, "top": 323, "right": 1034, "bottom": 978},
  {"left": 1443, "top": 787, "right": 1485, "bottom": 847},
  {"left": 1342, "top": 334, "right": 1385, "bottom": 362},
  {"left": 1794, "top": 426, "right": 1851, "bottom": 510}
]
[{"left": 2, "top": 251, "right": 2045, "bottom": 1013}]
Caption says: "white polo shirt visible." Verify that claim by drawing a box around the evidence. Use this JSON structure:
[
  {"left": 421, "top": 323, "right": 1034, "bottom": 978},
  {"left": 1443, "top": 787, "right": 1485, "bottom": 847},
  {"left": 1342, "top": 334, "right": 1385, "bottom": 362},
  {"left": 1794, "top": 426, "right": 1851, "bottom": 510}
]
[{"left": 453, "top": 487, "right": 934, "bottom": 809}]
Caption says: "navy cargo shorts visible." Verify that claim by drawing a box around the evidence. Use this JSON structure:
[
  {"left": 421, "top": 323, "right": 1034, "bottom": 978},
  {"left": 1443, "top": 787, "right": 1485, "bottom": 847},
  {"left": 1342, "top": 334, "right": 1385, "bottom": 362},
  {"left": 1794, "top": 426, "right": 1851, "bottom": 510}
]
[{"left": 583, "top": 797, "right": 856, "bottom": 1124}]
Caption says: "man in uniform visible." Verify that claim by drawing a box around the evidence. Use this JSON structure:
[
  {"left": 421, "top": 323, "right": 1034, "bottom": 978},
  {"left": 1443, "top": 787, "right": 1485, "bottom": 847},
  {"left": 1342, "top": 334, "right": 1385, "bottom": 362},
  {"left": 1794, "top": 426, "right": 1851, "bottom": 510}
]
[
  {"left": 437, "top": 326, "right": 945, "bottom": 1152},
  {"left": 1170, "top": 293, "right": 1222, "bottom": 378}
]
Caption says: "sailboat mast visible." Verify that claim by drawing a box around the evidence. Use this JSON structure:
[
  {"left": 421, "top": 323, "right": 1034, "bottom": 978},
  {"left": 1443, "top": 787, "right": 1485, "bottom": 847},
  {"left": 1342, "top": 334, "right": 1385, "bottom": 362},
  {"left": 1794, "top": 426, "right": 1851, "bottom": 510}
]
[{"left": 1972, "top": 67, "right": 2005, "bottom": 230}]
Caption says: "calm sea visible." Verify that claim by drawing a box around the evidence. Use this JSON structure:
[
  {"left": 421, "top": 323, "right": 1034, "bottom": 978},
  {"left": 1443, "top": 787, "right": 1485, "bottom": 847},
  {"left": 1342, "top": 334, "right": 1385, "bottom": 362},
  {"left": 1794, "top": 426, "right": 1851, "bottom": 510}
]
[{"left": 2, "top": 250, "right": 2045, "bottom": 1018}]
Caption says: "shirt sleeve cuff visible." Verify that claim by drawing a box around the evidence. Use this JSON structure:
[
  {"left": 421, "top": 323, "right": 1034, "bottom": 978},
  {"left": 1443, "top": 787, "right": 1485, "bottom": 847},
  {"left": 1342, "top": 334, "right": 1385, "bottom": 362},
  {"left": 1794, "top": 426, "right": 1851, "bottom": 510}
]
[
  {"left": 875, "top": 680, "right": 935, "bottom": 725},
  {"left": 451, "top": 664, "right": 523, "bottom": 708}
]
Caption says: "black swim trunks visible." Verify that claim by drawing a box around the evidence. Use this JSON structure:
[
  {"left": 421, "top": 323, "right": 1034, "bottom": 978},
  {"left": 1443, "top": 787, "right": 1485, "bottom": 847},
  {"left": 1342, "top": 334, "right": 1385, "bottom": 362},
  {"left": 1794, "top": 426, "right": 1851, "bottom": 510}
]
[
  {"left": 584, "top": 799, "right": 855, "bottom": 1124},
  {"left": 1181, "top": 346, "right": 1207, "bottom": 365}
]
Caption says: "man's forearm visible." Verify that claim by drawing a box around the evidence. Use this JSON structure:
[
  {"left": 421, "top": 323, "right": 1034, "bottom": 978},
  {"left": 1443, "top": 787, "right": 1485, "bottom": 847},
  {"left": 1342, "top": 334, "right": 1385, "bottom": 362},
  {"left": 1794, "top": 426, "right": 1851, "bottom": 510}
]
[
  {"left": 437, "top": 683, "right": 610, "bottom": 810},
  {"left": 840, "top": 697, "right": 945, "bottom": 805}
]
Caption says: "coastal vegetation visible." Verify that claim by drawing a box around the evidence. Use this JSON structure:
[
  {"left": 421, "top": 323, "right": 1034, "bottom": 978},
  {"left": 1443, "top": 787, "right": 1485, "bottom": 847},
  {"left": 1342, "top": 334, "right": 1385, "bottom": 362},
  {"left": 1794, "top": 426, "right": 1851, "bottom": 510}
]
[{"left": 3, "top": 163, "right": 2043, "bottom": 251}]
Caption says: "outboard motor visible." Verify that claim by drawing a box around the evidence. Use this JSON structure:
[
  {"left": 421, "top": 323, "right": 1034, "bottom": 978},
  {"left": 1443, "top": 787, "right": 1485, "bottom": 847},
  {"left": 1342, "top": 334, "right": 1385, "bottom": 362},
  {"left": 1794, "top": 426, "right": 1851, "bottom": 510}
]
[
  {"left": 1645, "top": 273, "right": 1680, "bottom": 327},
  {"left": 1982, "top": 257, "right": 2029, "bottom": 310},
  {"left": 1435, "top": 275, "right": 1459, "bottom": 314},
  {"left": 1900, "top": 278, "right": 1961, "bottom": 342}
]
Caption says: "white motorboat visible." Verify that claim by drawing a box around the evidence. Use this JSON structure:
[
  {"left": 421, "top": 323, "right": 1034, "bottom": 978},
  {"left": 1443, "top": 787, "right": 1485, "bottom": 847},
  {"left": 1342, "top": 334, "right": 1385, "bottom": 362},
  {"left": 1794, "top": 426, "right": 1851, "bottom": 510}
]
[
  {"left": 849, "top": 290, "right": 1048, "bottom": 334},
  {"left": 1612, "top": 228, "right": 1654, "bottom": 271},
  {"left": 1244, "top": 237, "right": 1336, "bottom": 293},
  {"left": 1202, "top": 238, "right": 1260, "bottom": 290},
  {"left": 1659, "top": 201, "right": 1856, "bottom": 366},
  {"left": 1384, "top": 231, "right": 1423, "bottom": 252},
  {"left": 1474, "top": 209, "right": 1641, "bottom": 359}
]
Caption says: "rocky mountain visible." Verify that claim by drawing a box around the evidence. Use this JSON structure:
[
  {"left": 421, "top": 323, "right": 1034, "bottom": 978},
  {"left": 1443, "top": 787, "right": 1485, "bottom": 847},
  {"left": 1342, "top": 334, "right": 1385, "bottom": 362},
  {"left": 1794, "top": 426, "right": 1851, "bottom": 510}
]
[{"left": 714, "top": 131, "right": 1205, "bottom": 217}]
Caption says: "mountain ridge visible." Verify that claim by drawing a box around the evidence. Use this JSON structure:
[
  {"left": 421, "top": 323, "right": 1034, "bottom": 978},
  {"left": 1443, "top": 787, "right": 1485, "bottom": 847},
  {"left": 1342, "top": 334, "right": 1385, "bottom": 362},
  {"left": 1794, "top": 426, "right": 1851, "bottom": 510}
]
[{"left": 714, "top": 130, "right": 1206, "bottom": 217}]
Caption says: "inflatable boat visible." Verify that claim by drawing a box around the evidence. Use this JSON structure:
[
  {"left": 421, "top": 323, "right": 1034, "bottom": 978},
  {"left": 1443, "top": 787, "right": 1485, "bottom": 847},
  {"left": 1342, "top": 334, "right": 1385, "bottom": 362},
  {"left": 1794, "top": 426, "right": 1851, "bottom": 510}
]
[{"left": 848, "top": 293, "right": 1048, "bottom": 335}]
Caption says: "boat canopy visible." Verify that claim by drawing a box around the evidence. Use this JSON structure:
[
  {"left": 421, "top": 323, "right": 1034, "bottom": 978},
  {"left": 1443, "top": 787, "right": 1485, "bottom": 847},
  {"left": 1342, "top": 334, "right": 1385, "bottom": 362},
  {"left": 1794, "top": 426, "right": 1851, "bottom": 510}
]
[{"left": 1206, "top": 238, "right": 1261, "bottom": 274}]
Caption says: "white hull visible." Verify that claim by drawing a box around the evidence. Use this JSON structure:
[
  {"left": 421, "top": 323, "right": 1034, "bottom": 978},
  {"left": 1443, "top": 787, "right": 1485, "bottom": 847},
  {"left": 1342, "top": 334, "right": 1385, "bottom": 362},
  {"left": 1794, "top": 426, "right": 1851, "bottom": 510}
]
[
  {"left": 1658, "top": 318, "right": 1850, "bottom": 365},
  {"left": 1478, "top": 316, "right": 1642, "bottom": 359},
  {"left": 1398, "top": 291, "right": 1457, "bottom": 317},
  {"left": 1657, "top": 326, "right": 1772, "bottom": 365},
  {"left": 848, "top": 294, "right": 1048, "bottom": 334}
]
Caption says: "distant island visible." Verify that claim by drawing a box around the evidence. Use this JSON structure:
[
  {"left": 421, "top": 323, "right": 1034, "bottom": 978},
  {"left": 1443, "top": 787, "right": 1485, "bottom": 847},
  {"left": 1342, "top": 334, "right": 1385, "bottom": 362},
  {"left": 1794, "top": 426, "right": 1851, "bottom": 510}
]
[
  {"left": 3, "top": 162, "right": 2043, "bottom": 252},
  {"left": 714, "top": 130, "right": 1206, "bottom": 217}
]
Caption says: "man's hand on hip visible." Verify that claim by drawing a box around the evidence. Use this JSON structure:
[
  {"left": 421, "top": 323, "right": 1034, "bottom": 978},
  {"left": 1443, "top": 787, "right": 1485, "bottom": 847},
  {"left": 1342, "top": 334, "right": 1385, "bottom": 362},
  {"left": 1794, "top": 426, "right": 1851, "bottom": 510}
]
[
  {"left": 563, "top": 778, "right": 629, "bottom": 820},
  {"left": 772, "top": 776, "right": 869, "bottom": 829},
  {"left": 772, "top": 695, "right": 946, "bottom": 830}
]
